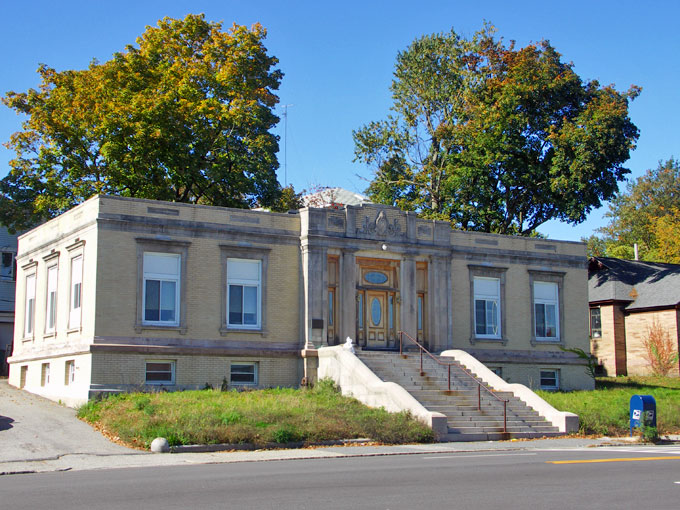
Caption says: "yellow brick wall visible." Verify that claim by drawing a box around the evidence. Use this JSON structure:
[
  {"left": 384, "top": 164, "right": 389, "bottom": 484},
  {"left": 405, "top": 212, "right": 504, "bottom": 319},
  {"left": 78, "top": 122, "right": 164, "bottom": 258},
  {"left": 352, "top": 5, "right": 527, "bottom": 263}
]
[
  {"left": 91, "top": 352, "right": 301, "bottom": 389},
  {"left": 491, "top": 363, "right": 594, "bottom": 391},
  {"left": 624, "top": 310, "right": 680, "bottom": 376}
]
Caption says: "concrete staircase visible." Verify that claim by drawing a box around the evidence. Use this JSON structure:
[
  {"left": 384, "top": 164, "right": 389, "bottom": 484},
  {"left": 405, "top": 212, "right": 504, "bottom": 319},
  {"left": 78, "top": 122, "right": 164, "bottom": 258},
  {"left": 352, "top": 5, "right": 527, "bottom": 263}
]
[{"left": 356, "top": 350, "right": 563, "bottom": 441}]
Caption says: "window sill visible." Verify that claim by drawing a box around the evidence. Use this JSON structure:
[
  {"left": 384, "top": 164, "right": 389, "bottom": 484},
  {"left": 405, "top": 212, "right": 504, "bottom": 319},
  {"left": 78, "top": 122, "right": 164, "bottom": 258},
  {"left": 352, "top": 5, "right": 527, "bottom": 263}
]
[
  {"left": 135, "top": 324, "right": 187, "bottom": 335},
  {"left": 43, "top": 332, "right": 56, "bottom": 339},
  {"left": 469, "top": 335, "right": 508, "bottom": 346},
  {"left": 220, "top": 327, "right": 268, "bottom": 337},
  {"left": 67, "top": 327, "right": 82, "bottom": 335},
  {"left": 531, "top": 338, "right": 563, "bottom": 347},
  {"left": 22, "top": 336, "right": 34, "bottom": 343}
]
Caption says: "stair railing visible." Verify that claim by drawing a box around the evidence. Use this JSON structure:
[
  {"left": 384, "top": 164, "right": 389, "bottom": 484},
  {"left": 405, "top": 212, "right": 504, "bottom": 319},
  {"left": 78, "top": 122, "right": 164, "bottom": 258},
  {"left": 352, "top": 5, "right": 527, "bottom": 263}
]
[{"left": 399, "top": 331, "right": 508, "bottom": 433}]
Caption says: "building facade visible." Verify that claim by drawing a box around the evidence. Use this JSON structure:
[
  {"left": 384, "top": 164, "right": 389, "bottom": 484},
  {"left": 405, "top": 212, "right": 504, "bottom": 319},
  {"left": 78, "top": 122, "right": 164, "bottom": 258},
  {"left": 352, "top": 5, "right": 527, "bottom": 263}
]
[
  {"left": 1, "top": 227, "right": 18, "bottom": 376},
  {"left": 9, "top": 195, "right": 591, "bottom": 406},
  {"left": 589, "top": 257, "right": 680, "bottom": 376}
]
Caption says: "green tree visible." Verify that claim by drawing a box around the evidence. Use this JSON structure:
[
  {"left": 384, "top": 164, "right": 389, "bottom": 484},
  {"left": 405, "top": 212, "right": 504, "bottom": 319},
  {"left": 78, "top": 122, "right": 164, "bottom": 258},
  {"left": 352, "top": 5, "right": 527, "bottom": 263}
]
[
  {"left": 354, "top": 26, "right": 640, "bottom": 235},
  {"left": 596, "top": 158, "right": 680, "bottom": 261},
  {"left": 1, "top": 14, "right": 283, "bottom": 232}
]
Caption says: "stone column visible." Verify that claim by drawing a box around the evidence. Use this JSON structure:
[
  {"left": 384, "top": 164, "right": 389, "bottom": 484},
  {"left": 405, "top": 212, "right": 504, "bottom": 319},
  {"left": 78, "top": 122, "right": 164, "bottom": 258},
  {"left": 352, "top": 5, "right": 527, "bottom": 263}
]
[
  {"left": 301, "top": 243, "right": 326, "bottom": 349},
  {"left": 340, "top": 249, "right": 357, "bottom": 343},
  {"left": 428, "top": 254, "right": 452, "bottom": 351},
  {"left": 400, "top": 255, "right": 417, "bottom": 343}
]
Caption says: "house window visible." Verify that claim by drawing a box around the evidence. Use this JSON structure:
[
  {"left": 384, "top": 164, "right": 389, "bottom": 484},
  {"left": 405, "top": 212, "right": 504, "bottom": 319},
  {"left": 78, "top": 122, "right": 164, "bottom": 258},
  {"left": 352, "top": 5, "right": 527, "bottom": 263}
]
[
  {"left": 65, "top": 360, "right": 75, "bottom": 385},
  {"left": 230, "top": 362, "right": 258, "bottom": 385},
  {"left": 145, "top": 361, "right": 175, "bottom": 385},
  {"left": 590, "top": 308, "right": 602, "bottom": 338},
  {"left": 227, "top": 259, "right": 261, "bottom": 329},
  {"left": 490, "top": 367, "right": 503, "bottom": 378},
  {"left": 1, "top": 252, "right": 15, "bottom": 280},
  {"left": 69, "top": 255, "right": 83, "bottom": 329},
  {"left": 143, "top": 252, "right": 180, "bottom": 326},
  {"left": 534, "top": 282, "right": 559, "bottom": 340},
  {"left": 24, "top": 273, "right": 36, "bottom": 338},
  {"left": 45, "top": 265, "right": 58, "bottom": 334},
  {"left": 20, "top": 365, "right": 27, "bottom": 388},
  {"left": 41, "top": 363, "right": 50, "bottom": 386},
  {"left": 540, "top": 369, "right": 559, "bottom": 390},
  {"left": 474, "top": 277, "right": 501, "bottom": 338}
]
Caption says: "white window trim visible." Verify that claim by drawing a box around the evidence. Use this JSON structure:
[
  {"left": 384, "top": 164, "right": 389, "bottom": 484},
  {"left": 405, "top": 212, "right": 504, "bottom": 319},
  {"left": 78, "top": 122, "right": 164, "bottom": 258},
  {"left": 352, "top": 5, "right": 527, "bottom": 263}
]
[
  {"left": 539, "top": 369, "right": 560, "bottom": 390},
  {"left": 474, "top": 277, "right": 501, "bottom": 339},
  {"left": 230, "top": 362, "right": 258, "bottom": 386},
  {"left": 534, "top": 282, "right": 559, "bottom": 342},
  {"left": 135, "top": 238, "right": 190, "bottom": 334},
  {"left": 226, "top": 259, "right": 262, "bottom": 330},
  {"left": 145, "top": 360, "right": 176, "bottom": 385},
  {"left": 220, "top": 245, "right": 270, "bottom": 336},
  {"left": 528, "top": 271, "right": 565, "bottom": 346},
  {"left": 142, "top": 252, "right": 181, "bottom": 327},
  {"left": 24, "top": 271, "right": 37, "bottom": 339},
  {"left": 69, "top": 255, "right": 83, "bottom": 330},
  {"left": 65, "top": 360, "right": 75, "bottom": 385},
  {"left": 468, "top": 265, "right": 508, "bottom": 345},
  {"left": 589, "top": 307, "right": 602, "bottom": 338},
  {"left": 45, "top": 264, "right": 58, "bottom": 335}
]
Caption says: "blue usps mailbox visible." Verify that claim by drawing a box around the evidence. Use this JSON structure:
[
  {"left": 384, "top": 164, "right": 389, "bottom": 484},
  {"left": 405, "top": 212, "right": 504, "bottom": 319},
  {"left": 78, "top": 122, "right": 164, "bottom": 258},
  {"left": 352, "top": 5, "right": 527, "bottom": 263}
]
[{"left": 630, "top": 394, "right": 656, "bottom": 436}]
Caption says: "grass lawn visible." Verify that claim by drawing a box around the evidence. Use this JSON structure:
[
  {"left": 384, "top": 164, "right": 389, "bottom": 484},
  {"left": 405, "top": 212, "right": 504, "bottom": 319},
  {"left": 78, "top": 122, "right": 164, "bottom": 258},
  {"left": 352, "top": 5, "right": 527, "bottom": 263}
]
[
  {"left": 77, "top": 379, "right": 434, "bottom": 449},
  {"left": 537, "top": 376, "right": 680, "bottom": 436}
]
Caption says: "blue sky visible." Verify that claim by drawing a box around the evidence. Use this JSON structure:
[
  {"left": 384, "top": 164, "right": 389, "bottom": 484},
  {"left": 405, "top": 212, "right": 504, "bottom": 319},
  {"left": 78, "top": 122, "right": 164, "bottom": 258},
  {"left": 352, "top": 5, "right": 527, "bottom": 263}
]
[{"left": 2, "top": 1, "right": 678, "bottom": 241}]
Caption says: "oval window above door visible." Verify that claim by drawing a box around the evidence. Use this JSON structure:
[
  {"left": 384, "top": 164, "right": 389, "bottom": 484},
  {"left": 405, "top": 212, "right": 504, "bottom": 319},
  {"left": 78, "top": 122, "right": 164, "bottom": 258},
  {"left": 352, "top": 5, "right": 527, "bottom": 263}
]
[
  {"left": 365, "top": 271, "right": 388, "bottom": 285},
  {"left": 371, "top": 298, "right": 382, "bottom": 326}
]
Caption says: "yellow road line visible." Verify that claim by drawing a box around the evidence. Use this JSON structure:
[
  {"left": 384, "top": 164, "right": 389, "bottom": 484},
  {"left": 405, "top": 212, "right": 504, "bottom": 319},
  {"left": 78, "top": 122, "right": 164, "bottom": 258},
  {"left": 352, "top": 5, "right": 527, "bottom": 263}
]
[{"left": 548, "top": 456, "right": 680, "bottom": 464}]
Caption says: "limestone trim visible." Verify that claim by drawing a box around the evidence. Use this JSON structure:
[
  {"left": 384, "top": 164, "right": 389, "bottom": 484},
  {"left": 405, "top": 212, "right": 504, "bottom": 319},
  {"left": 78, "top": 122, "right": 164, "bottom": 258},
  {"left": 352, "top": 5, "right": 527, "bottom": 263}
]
[
  {"left": 134, "top": 238, "right": 191, "bottom": 334},
  {"left": 528, "top": 270, "right": 566, "bottom": 347},
  {"left": 219, "top": 244, "right": 271, "bottom": 337},
  {"left": 468, "top": 265, "right": 508, "bottom": 345},
  {"left": 65, "top": 238, "right": 86, "bottom": 252}
]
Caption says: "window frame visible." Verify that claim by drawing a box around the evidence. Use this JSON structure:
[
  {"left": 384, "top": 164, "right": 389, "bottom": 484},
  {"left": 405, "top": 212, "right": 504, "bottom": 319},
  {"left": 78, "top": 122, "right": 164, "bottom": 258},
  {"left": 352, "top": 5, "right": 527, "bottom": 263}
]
[
  {"left": 589, "top": 307, "right": 602, "bottom": 338},
  {"left": 45, "top": 264, "right": 59, "bottom": 335},
  {"left": 230, "top": 362, "right": 258, "bottom": 386},
  {"left": 220, "top": 245, "right": 270, "bottom": 335},
  {"left": 533, "top": 281, "right": 559, "bottom": 341},
  {"left": 226, "top": 258, "right": 262, "bottom": 329},
  {"left": 145, "top": 360, "right": 176, "bottom": 385},
  {"left": 468, "top": 265, "right": 508, "bottom": 344},
  {"left": 41, "top": 363, "right": 50, "bottom": 386},
  {"left": 69, "top": 255, "right": 83, "bottom": 330},
  {"left": 23, "top": 266, "right": 37, "bottom": 340},
  {"left": 135, "top": 238, "right": 190, "bottom": 333},
  {"left": 528, "top": 271, "right": 565, "bottom": 345},
  {"left": 142, "top": 252, "right": 181, "bottom": 327},
  {"left": 65, "top": 360, "right": 75, "bottom": 385},
  {"left": 539, "top": 369, "right": 559, "bottom": 390},
  {"left": 1, "top": 251, "right": 15, "bottom": 281}
]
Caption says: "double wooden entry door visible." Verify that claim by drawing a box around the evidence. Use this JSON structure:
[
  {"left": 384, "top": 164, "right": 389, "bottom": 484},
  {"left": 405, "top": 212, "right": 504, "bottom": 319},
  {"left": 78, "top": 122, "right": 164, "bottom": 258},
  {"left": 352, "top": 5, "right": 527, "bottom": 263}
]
[{"left": 357, "top": 290, "right": 396, "bottom": 348}]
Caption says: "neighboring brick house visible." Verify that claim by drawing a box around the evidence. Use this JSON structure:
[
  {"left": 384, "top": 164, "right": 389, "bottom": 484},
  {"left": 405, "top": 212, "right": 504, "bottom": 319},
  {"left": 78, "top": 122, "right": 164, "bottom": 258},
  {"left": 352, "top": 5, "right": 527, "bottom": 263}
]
[
  {"left": 9, "top": 194, "right": 592, "bottom": 406},
  {"left": 588, "top": 257, "right": 680, "bottom": 376},
  {"left": 0, "top": 227, "right": 18, "bottom": 376}
]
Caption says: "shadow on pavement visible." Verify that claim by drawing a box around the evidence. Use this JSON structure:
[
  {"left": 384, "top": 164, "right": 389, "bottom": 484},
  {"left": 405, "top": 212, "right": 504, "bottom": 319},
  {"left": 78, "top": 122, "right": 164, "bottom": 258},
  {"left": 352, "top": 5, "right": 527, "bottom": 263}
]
[{"left": 0, "top": 415, "right": 14, "bottom": 431}]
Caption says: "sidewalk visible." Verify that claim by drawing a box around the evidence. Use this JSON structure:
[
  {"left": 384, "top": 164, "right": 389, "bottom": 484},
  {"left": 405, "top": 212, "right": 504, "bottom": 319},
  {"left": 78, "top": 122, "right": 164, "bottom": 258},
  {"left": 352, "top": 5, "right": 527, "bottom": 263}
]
[{"left": 1, "top": 435, "right": 657, "bottom": 476}]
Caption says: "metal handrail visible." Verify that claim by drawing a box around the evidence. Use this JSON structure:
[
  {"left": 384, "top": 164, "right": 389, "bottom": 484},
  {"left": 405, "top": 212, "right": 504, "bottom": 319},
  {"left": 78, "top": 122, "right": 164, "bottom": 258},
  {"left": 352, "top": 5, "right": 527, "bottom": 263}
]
[{"left": 398, "top": 331, "right": 507, "bottom": 433}]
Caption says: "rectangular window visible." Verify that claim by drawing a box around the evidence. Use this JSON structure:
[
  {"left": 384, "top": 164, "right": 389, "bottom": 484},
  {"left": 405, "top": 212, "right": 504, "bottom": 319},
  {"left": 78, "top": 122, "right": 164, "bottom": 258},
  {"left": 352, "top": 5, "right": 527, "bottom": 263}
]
[
  {"left": 590, "top": 308, "right": 602, "bottom": 338},
  {"left": 534, "top": 282, "right": 559, "bottom": 340},
  {"left": 230, "top": 362, "right": 257, "bottom": 385},
  {"left": 69, "top": 255, "right": 83, "bottom": 329},
  {"left": 65, "top": 360, "right": 75, "bottom": 385},
  {"left": 41, "top": 363, "right": 50, "bottom": 386},
  {"left": 20, "top": 365, "right": 27, "bottom": 388},
  {"left": 328, "top": 290, "right": 334, "bottom": 326},
  {"left": 145, "top": 361, "right": 175, "bottom": 385},
  {"left": 24, "top": 273, "right": 36, "bottom": 337},
  {"left": 227, "top": 259, "right": 261, "bottom": 328},
  {"left": 490, "top": 367, "right": 503, "bottom": 378},
  {"left": 1, "top": 252, "right": 14, "bottom": 280},
  {"left": 45, "top": 265, "right": 58, "bottom": 334},
  {"left": 474, "top": 277, "right": 500, "bottom": 337},
  {"left": 358, "top": 292, "right": 364, "bottom": 328},
  {"left": 540, "top": 369, "right": 559, "bottom": 390},
  {"left": 143, "top": 253, "right": 180, "bottom": 326}
]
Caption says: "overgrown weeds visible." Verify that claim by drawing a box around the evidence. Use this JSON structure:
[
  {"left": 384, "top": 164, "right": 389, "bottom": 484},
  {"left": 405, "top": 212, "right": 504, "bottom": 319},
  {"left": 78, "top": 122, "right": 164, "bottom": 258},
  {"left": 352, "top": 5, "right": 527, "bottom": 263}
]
[{"left": 77, "top": 378, "right": 434, "bottom": 449}]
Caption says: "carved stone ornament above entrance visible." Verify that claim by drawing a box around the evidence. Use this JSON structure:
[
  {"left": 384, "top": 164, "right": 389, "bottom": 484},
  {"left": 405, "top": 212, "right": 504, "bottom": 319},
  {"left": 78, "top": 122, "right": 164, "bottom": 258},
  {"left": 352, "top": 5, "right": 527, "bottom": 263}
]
[{"left": 358, "top": 210, "right": 405, "bottom": 239}]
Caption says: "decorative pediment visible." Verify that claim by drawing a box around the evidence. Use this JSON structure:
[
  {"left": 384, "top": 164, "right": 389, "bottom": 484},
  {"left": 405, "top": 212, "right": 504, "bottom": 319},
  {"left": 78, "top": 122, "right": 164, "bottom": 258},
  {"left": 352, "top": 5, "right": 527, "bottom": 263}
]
[{"left": 357, "top": 210, "right": 405, "bottom": 239}]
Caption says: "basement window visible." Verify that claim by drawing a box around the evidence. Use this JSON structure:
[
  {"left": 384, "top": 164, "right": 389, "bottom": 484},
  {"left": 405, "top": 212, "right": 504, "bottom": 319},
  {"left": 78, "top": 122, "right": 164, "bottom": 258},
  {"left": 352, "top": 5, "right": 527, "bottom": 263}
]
[
  {"left": 145, "top": 361, "right": 175, "bottom": 385},
  {"left": 230, "top": 363, "right": 258, "bottom": 385},
  {"left": 540, "top": 369, "right": 559, "bottom": 391}
]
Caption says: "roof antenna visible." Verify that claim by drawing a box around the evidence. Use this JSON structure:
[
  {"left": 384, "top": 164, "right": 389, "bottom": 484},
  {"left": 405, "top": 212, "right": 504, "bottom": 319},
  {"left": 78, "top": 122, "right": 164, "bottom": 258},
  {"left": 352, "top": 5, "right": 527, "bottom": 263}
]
[
  {"left": 634, "top": 243, "right": 639, "bottom": 261},
  {"left": 281, "top": 104, "right": 294, "bottom": 187}
]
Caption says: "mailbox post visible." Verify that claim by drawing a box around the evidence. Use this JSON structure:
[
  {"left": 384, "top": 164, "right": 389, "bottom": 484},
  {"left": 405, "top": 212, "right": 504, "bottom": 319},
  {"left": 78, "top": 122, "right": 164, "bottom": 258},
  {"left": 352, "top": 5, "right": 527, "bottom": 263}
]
[{"left": 630, "top": 394, "right": 657, "bottom": 436}]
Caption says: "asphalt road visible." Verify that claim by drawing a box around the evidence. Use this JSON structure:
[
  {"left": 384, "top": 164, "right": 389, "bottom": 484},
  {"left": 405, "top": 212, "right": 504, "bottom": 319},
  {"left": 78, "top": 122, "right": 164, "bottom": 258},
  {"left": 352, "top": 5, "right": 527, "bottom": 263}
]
[{"left": 2, "top": 446, "right": 679, "bottom": 510}]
